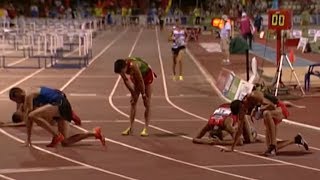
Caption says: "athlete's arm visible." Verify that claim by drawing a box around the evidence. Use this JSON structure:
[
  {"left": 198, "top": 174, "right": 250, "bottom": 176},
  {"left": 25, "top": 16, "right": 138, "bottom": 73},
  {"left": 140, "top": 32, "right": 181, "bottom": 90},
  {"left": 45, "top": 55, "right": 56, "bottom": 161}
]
[
  {"left": 23, "top": 92, "right": 40, "bottom": 145},
  {"left": 131, "top": 63, "right": 145, "bottom": 95},
  {"left": 120, "top": 73, "right": 135, "bottom": 95},
  {"left": 231, "top": 109, "right": 246, "bottom": 151},
  {"left": 0, "top": 122, "right": 25, "bottom": 127}
]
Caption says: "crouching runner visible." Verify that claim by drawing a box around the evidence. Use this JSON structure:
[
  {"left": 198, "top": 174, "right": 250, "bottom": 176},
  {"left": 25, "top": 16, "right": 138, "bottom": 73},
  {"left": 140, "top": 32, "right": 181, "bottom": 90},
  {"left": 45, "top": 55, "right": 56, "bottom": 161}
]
[
  {"left": 8, "top": 86, "right": 106, "bottom": 147},
  {"left": 193, "top": 100, "right": 258, "bottom": 145}
]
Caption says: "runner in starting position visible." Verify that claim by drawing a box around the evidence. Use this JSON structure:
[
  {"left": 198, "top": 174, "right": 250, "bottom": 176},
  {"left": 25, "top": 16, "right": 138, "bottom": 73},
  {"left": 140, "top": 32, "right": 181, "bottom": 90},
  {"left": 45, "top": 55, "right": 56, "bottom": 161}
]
[
  {"left": 114, "top": 57, "right": 156, "bottom": 137},
  {"left": 8, "top": 87, "right": 106, "bottom": 147}
]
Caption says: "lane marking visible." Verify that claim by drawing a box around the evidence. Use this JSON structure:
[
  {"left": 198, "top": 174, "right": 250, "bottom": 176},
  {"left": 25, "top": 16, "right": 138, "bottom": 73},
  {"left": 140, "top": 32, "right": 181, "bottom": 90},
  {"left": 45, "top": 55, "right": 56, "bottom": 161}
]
[
  {"left": 155, "top": 28, "right": 320, "bottom": 172},
  {"left": 115, "top": 105, "right": 174, "bottom": 109},
  {"left": 186, "top": 46, "right": 320, "bottom": 150},
  {"left": 69, "top": 93, "right": 97, "bottom": 97},
  {"left": 0, "top": 174, "right": 15, "bottom": 180},
  {"left": 32, "top": 139, "right": 97, "bottom": 144},
  {"left": 0, "top": 166, "right": 89, "bottom": 174},
  {"left": 205, "top": 163, "right": 288, "bottom": 168},
  {"left": 0, "top": 30, "right": 139, "bottom": 180},
  {"left": 59, "top": 29, "right": 129, "bottom": 91},
  {"left": 257, "top": 134, "right": 320, "bottom": 152},
  {"left": 0, "top": 128, "right": 137, "bottom": 180},
  {"left": 81, "top": 119, "right": 202, "bottom": 123},
  {"left": 0, "top": 30, "right": 120, "bottom": 95},
  {"left": 106, "top": 28, "right": 258, "bottom": 180},
  {"left": 186, "top": 45, "right": 320, "bottom": 132},
  {"left": 0, "top": 48, "right": 80, "bottom": 95}
]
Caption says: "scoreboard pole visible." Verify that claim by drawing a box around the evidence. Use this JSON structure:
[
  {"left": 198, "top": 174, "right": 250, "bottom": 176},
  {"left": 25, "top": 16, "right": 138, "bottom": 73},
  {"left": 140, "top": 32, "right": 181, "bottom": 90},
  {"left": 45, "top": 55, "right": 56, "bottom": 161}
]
[{"left": 276, "top": 30, "right": 281, "bottom": 66}]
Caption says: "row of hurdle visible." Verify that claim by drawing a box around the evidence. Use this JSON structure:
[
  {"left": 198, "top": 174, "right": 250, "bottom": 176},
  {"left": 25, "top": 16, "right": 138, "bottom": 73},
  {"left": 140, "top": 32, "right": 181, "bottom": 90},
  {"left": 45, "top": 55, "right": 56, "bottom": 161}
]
[{"left": 0, "top": 17, "right": 104, "bottom": 68}]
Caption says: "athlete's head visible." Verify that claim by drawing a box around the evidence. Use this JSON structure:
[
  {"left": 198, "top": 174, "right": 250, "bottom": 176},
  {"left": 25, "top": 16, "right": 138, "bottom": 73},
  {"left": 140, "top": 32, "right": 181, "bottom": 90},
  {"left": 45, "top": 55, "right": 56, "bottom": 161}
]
[
  {"left": 12, "top": 111, "right": 23, "bottom": 123},
  {"left": 230, "top": 100, "right": 242, "bottom": 115},
  {"left": 9, "top": 87, "right": 25, "bottom": 104},
  {"left": 114, "top": 59, "right": 127, "bottom": 74}
]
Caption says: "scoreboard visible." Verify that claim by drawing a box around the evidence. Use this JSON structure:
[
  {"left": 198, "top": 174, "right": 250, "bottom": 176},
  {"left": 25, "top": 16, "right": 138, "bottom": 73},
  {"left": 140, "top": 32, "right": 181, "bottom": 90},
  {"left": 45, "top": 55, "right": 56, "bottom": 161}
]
[{"left": 268, "top": 9, "right": 292, "bottom": 30}]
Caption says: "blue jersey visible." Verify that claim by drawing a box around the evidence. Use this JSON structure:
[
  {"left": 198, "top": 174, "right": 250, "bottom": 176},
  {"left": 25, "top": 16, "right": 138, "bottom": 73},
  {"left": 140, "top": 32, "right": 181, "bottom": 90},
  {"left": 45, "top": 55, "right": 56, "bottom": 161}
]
[{"left": 33, "top": 87, "right": 63, "bottom": 106}]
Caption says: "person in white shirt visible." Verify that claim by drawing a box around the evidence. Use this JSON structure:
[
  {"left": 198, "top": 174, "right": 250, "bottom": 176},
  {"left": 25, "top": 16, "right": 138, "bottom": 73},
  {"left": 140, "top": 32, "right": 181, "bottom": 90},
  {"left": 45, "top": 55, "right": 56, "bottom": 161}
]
[
  {"left": 169, "top": 23, "right": 187, "bottom": 81},
  {"left": 220, "top": 15, "right": 231, "bottom": 64}
]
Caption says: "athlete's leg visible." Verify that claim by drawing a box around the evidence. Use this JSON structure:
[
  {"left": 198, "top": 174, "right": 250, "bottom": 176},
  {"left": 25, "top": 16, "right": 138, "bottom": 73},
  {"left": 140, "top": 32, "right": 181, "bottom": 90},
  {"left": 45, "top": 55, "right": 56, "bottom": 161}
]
[
  {"left": 122, "top": 87, "right": 140, "bottom": 135},
  {"left": 263, "top": 109, "right": 281, "bottom": 147},
  {"left": 177, "top": 49, "right": 185, "bottom": 79},
  {"left": 141, "top": 83, "right": 152, "bottom": 136},
  {"left": 242, "top": 116, "right": 256, "bottom": 143},
  {"left": 172, "top": 52, "right": 178, "bottom": 78},
  {"left": 58, "top": 120, "right": 105, "bottom": 146}
]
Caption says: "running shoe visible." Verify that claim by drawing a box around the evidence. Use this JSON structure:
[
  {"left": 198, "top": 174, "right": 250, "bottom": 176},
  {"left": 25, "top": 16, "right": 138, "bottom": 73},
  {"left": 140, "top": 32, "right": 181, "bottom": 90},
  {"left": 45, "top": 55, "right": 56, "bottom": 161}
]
[
  {"left": 94, "top": 127, "right": 106, "bottom": 146},
  {"left": 172, "top": 76, "right": 177, "bottom": 81},
  {"left": 294, "top": 133, "right": 309, "bottom": 151},
  {"left": 264, "top": 144, "right": 277, "bottom": 156},
  {"left": 46, "top": 133, "right": 65, "bottom": 147},
  {"left": 179, "top": 75, "right": 184, "bottom": 81},
  {"left": 140, "top": 128, "right": 149, "bottom": 137},
  {"left": 122, "top": 127, "right": 132, "bottom": 136}
]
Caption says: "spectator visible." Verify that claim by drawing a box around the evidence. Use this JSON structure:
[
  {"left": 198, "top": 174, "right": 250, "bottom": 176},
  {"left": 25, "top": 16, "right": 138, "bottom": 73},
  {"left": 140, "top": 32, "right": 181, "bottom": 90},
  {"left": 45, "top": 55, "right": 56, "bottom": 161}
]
[
  {"left": 220, "top": 15, "right": 232, "bottom": 65},
  {"left": 193, "top": 7, "right": 201, "bottom": 25},
  {"left": 0, "top": 5, "right": 9, "bottom": 20},
  {"left": 254, "top": 12, "right": 263, "bottom": 33},
  {"left": 239, "top": 12, "right": 253, "bottom": 50},
  {"left": 30, "top": 4, "right": 39, "bottom": 18}
]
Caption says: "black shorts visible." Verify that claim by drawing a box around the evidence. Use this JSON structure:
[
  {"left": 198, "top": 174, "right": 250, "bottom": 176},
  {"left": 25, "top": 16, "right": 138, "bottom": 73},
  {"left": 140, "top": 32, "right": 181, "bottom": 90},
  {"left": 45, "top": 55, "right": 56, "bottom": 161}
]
[
  {"left": 52, "top": 91, "right": 73, "bottom": 122},
  {"left": 172, "top": 46, "right": 186, "bottom": 55}
]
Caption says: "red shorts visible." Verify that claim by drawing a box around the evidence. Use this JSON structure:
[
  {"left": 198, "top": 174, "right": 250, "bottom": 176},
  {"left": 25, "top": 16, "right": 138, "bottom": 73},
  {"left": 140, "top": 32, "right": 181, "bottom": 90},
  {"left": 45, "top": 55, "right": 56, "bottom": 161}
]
[
  {"left": 273, "top": 101, "right": 289, "bottom": 125},
  {"left": 143, "top": 69, "right": 155, "bottom": 85},
  {"left": 130, "top": 69, "right": 155, "bottom": 86}
]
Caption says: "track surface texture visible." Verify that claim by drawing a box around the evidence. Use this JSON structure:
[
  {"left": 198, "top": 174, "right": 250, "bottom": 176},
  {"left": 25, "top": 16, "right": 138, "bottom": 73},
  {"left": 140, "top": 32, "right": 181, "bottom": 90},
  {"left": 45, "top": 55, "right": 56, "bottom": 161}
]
[{"left": 0, "top": 27, "right": 319, "bottom": 180}]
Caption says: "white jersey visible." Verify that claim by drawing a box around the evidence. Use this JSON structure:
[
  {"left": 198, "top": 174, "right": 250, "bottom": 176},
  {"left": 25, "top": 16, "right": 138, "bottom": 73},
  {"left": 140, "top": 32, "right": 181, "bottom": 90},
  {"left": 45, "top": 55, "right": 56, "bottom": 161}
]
[{"left": 172, "top": 29, "right": 186, "bottom": 49}]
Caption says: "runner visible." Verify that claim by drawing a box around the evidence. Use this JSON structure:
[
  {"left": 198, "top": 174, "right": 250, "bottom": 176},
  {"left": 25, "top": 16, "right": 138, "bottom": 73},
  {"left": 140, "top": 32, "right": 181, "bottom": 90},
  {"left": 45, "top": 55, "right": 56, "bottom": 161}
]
[
  {"left": 193, "top": 100, "right": 258, "bottom": 145},
  {"left": 8, "top": 87, "right": 106, "bottom": 147},
  {"left": 229, "top": 91, "right": 309, "bottom": 156},
  {"left": 169, "top": 22, "right": 187, "bottom": 81},
  {"left": 114, "top": 57, "right": 156, "bottom": 137}
]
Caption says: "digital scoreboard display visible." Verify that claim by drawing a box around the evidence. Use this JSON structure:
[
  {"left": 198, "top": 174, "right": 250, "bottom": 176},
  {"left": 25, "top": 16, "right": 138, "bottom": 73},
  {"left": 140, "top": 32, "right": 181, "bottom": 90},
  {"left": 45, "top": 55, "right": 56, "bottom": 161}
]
[{"left": 268, "top": 9, "right": 292, "bottom": 30}]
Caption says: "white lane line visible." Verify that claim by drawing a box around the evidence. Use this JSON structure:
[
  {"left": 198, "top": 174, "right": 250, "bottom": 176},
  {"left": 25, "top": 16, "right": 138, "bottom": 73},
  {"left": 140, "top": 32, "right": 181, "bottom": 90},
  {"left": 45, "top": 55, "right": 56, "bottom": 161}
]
[
  {"left": 186, "top": 46, "right": 320, "bottom": 132},
  {"left": 0, "top": 48, "right": 79, "bottom": 95},
  {"left": 7, "top": 57, "right": 28, "bottom": 67},
  {"left": 205, "top": 163, "right": 288, "bottom": 168},
  {"left": 0, "top": 128, "right": 137, "bottom": 180},
  {"left": 32, "top": 139, "right": 97, "bottom": 144},
  {"left": 81, "top": 119, "right": 202, "bottom": 123},
  {"left": 150, "top": 30, "right": 320, "bottom": 172},
  {"left": 59, "top": 29, "right": 129, "bottom": 91},
  {"left": 69, "top": 93, "right": 97, "bottom": 97},
  {"left": 0, "top": 174, "right": 16, "bottom": 180},
  {"left": 186, "top": 47, "right": 320, "bottom": 150},
  {"left": 0, "top": 166, "right": 89, "bottom": 174},
  {"left": 106, "top": 28, "right": 257, "bottom": 180},
  {"left": 0, "top": 30, "right": 139, "bottom": 180}
]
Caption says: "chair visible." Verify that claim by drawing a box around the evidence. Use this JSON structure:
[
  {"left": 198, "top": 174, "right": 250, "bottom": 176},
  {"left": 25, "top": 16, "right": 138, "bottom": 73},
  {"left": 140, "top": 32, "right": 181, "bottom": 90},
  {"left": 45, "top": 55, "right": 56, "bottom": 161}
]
[
  {"left": 297, "top": 37, "right": 308, "bottom": 52},
  {"left": 304, "top": 63, "right": 320, "bottom": 91}
]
